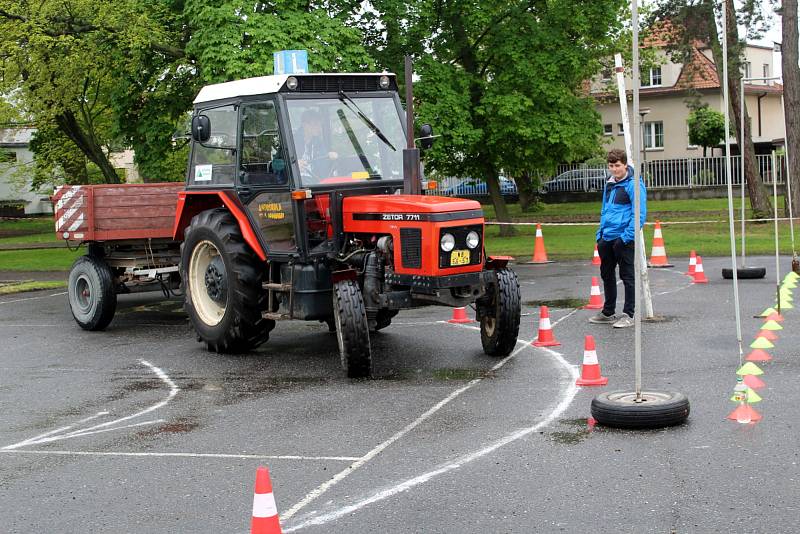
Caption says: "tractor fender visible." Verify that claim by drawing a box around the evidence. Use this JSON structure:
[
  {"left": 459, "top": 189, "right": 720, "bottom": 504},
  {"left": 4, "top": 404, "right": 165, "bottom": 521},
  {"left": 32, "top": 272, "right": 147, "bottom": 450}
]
[
  {"left": 173, "top": 191, "right": 267, "bottom": 261},
  {"left": 485, "top": 255, "right": 514, "bottom": 269}
]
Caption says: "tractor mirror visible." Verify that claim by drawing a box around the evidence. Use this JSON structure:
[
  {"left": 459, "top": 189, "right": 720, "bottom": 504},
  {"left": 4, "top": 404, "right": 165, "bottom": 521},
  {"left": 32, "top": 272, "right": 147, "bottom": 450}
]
[
  {"left": 191, "top": 115, "right": 211, "bottom": 143},
  {"left": 419, "top": 124, "right": 435, "bottom": 150}
]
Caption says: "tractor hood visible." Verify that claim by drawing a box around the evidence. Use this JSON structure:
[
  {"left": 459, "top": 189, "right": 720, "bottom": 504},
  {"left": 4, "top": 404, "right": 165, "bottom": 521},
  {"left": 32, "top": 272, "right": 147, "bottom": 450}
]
[{"left": 343, "top": 195, "right": 483, "bottom": 221}]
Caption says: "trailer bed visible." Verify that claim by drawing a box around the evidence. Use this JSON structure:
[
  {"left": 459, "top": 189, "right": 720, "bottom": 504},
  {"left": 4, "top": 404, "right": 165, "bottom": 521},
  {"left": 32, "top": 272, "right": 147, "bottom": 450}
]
[{"left": 53, "top": 182, "right": 184, "bottom": 242}]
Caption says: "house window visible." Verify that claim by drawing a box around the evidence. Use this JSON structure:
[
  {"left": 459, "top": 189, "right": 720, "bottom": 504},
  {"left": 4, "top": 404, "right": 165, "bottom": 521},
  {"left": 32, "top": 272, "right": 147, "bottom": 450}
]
[
  {"left": 600, "top": 68, "right": 612, "bottom": 82},
  {"left": 603, "top": 124, "right": 613, "bottom": 136},
  {"left": 0, "top": 149, "right": 17, "bottom": 163},
  {"left": 743, "top": 61, "right": 752, "bottom": 79},
  {"left": 641, "top": 67, "right": 662, "bottom": 87},
  {"left": 643, "top": 121, "right": 664, "bottom": 149},
  {"left": 617, "top": 123, "right": 625, "bottom": 136},
  {"left": 763, "top": 63, "right": 770, "bottom": 78}
]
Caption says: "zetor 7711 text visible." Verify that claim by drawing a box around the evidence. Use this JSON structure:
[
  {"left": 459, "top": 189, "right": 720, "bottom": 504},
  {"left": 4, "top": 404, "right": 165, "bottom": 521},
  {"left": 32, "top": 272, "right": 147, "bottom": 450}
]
[{"left": 53, "top": 72, "right": 521, "bottom": 378}]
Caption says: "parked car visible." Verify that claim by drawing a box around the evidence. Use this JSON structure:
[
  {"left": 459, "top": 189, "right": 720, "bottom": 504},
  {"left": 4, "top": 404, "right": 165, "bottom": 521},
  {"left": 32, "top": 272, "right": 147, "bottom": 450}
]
[
  {"left": 541, "top": 169, "right": 609, "bottom": 193},
  {"left": 440, "top": 177, "right": 518, "bottom": 197}
]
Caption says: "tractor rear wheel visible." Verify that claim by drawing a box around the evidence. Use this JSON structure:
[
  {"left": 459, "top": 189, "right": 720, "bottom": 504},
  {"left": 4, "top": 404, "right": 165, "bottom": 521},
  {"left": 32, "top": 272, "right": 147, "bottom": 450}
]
[
  {"left": 181, "top": 209, "right": 274, "bottom": 353},
  {"left": 68, "top": 254, "right": 117, "bottom": 331},
  {"left": 332, "top": 279, "right": 372, "bottom": 378},
  {"left": 480, "top": 268, "right": 521, "bottom": 356}
]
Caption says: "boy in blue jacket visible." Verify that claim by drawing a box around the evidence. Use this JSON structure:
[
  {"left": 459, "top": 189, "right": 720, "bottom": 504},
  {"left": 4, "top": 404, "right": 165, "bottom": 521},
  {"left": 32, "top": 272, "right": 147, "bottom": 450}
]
[{"left": 589, "top": 149, "right": 647, "bottom": 328}]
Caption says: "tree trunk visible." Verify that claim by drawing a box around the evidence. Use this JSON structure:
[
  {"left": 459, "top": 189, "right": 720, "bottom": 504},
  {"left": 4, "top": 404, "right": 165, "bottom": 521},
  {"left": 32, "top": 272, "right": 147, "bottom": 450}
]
[
  {"left": 783, "top": 0, "right": 800, "bottom": 221},
  {"left": 484, "top": 167, "right": 516, "bottom": 237},
  {"left": 517, "top": 171, "right": 537, "bottom": 211},
  {"left": 704, "top": 0, "right": 772, "bottom": 216},
  {"left": 55, "top": 110, "right": 120, "bottom": 184}
]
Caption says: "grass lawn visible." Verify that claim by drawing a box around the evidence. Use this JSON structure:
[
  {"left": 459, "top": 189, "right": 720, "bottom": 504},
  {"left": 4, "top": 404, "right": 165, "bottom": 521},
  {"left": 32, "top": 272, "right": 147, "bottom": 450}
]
[
  {"left": 0, "top": 280, "right": 66, "bottom": 294},
  {"left": 0, "top": 248, "right": 82, "bottom": 271},
  {"left": 0, "top": 233, "right": 59, "bottom": 245},
  {"left": 0, "top": 217, "right": 54, "bottom": 234}
]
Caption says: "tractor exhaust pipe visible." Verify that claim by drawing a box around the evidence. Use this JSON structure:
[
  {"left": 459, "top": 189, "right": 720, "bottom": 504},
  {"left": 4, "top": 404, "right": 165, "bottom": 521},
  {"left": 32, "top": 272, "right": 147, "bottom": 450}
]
[{"left": 403, "top": 55, "right": 422, "bottom": 195}]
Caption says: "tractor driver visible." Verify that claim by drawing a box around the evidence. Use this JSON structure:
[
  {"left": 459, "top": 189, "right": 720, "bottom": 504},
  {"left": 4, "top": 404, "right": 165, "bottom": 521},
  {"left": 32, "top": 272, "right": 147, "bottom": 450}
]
[{"left": 295, "top": 109, "right": 338, "bottom": 181}]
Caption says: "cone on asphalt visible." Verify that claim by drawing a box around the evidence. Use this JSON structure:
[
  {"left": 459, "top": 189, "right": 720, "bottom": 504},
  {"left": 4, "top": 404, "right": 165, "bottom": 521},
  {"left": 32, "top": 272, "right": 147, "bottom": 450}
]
[
  {"left": 575, "top": 335, "right": 608, "bottom": 386},
  {"left": 527, "top": 224, "right": 553, "bottom": 264},
  {"left": 761, "top": 320, "right": 783, "bottom": 331},
  {"left": 759, "top": 307, "right": 778, "bottom": 318},
  {"left": 648, "top": 221, "right": 674, "bottom": 267},
  {"left": 750, "top": 336, "right": 774, "bottom": 349},
  {"left": 532, "top": 306, "right": 561, "bottom": 347},
  {"left": 584, "top": 276, "right": 604, "bottom": 310},
  {"left": 686, "top": 250, "right": 697, "bottom": 276},
  {"left": 448, "top": 306, "right": 473, "bottom": 324},
  {"left": 727, "top": 403, "right": 763, "bottom": 422},
  {"left": 765, "top": 311, "right": 784, "bottom": 322},
  {"left": 756, "top": 329, "right": 778, "bottom": 342},
  {"left": 743, "top": 374, "right": 766, "bottom": 389},
  {"left": 745, "top": 349, "right": 773, "bottom": 362},
  {"left": 592, "top": 244, "right": 601, "bottom": 266},
  {"left": 737, "top": 362, "right": 764, "bottom": 376},
  {"left": 251, "top": 467, "right": 282, "bottom": 534},
  {"left": 692, "top": 256, "right": 708, "bottom": 284}
]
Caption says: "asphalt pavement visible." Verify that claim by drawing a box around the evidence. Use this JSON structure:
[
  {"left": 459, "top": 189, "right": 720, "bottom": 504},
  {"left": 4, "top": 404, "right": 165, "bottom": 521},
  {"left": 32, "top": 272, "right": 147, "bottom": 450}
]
[{"left": 1, "top": 256, "right": 798, "bottom": 533}]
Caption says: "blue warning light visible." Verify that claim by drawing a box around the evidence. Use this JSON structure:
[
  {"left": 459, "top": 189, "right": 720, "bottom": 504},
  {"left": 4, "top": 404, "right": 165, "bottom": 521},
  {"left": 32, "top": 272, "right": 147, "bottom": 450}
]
[{"left": 273, "top": 50, "right": 309, "bottom": 75}]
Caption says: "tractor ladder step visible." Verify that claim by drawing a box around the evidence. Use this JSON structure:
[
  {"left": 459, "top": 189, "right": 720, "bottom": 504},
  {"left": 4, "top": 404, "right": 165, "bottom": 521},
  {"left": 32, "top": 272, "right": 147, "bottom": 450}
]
[
  {"left": 262, "top": 312, "right": 292, "bottom": 321},
  {"left": 262, "top": 282, "right": 292, "bottom": 292}
]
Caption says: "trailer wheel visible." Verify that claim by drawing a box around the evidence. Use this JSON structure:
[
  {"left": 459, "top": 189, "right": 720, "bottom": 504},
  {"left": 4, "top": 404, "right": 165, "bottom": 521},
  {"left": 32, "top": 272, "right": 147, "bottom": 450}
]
[
  {"left": 68, "top": 254, "right": 117, "bottom": 331},
  {"left": 332, "top": 279, "right": 372, "bottom": 378},
  {"left": 181, "top": 209, "right": 274, "bottom": 353},
  {"left": 480, "top": 268, "right": 521, "bottom": 357}
]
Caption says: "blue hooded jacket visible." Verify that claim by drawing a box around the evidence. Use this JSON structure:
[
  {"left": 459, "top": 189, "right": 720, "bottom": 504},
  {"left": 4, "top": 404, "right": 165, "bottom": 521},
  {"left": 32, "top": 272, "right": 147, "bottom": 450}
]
[{"left": 596, "top": 165, "right": 647, "bottom": 244}]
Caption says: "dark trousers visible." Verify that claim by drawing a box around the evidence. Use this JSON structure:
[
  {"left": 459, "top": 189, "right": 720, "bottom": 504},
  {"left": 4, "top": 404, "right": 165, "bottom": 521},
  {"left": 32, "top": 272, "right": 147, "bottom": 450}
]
[{"left": 597, "top": 238, "right": 635, "bottom": 317}]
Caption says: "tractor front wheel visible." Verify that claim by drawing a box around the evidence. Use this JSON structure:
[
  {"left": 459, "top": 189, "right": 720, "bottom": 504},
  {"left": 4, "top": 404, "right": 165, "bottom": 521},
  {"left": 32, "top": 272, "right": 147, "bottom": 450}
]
[
  {"left": 181, "top": 209, "right": 273, "bottom": 353},
  {"left": 332, "top": 279, "right": 372, "bottom": 378},
  {"left": 479, "top": 268, "right": 521, "bottom": 356}
]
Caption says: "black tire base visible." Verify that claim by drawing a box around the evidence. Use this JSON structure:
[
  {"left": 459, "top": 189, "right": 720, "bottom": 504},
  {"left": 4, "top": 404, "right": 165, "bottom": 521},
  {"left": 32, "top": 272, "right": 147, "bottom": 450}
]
[
  {"left": 722, "top": 266, "right": 767, "bottom": 279},
  {"left": 591, "top": 390, "right": 689, "bottom": 429}
]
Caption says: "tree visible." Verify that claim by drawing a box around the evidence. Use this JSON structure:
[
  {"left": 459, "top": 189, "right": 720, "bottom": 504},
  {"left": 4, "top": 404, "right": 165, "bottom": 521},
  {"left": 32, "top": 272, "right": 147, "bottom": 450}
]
[
  {"left": 655, "top": 0, "right": 773, "bottom": 217},
  {"left": 362, "top": 0, "right": 626, "bottom": 233},
  {"left": 688, "top": 106, "right": 726, "bottom": 156},
  {"left": 781, "top": 0, "right": 800, "bottom": 219}
]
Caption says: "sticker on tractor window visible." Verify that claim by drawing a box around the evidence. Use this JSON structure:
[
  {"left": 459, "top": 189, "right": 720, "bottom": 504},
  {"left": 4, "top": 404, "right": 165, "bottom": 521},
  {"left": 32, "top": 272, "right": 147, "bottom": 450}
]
[
  {"left": 258, "top": 202, "right": 285, "bottom": 220},
  {"left": 195, "top": 164, "right": 213, "bottom": 182},
  {"left": 351, "top": 171, "right": 370, "bottom": 180}
]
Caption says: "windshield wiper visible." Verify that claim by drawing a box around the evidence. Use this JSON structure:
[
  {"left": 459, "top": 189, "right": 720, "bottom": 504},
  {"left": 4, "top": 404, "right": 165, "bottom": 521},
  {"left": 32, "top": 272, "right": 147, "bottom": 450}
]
[
  {"left": 337, "top": 109, "right": 381, "bottom": 179},
  {"left": 338, "top": 90, "right": 397, "bottom": 152}
]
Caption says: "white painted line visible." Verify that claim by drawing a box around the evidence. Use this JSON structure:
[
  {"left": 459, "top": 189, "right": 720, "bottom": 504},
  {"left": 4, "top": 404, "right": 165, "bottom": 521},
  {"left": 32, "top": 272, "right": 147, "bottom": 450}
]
[
  {"left": 551, "top": 307, "right": 580, "bottom": 327},
  {"left": 280, "top": 333, "right": 531, "bottom": 521},
  {"left": 58, "top": 419, "right": 166, "bottom": 439},
  {"left": 2, "top": 360, "right": 179, "bottom": 450},
  {"left": 285, "top": 346, "right": 579, "bottom": 532},
  {"left": 0, "top": 291, "right": 67, "bottom": 305},
  {"left": 0, "top": 450, "right": 362, "bottom": 461}
]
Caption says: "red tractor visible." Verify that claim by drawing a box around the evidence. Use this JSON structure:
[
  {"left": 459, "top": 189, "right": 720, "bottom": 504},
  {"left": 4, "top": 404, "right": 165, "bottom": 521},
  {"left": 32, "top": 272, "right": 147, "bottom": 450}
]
[{"left": 56, "top": 72, "right": 521, "bottom": 377}]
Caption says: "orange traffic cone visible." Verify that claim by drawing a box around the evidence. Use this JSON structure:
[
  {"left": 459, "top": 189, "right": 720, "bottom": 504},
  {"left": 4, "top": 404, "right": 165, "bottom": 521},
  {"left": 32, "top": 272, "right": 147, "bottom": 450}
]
[
  {"left": 448, "top": 306, "right": 473, "bottom": 324},
  {"left": 251, "top": 467, "right": 282, "bottom": 534},
  {"left": 743, "top": 374, "right": 766, "bottom": 389},
  {"left": 576, "top": 335, "right": 608, "bottom": 386},
  {"left": 532, "top": 306, "right": 560, "bottom": 347},
  {"left": 686, "top": 250, "right": 697, "bottom": 276},
  {"left": 584, "top": 277, "right": 604, "bottom": 310},
  {"left": 648, "top": 221, "right": 674, "bottom": 267},
  {"left": 766, "top": 311, "right": 784, "bottom": 323},
  {"left": 692, "top": 256, "right": 708, "bottom": 284},
  {"left": 528, "top": 224, "right": 553, "bottom": 264},
  {"left": 727, "top": 404, "right": 762, "bottom": 422},
  {"left": 591, "top": 244, "right": 601, "bottom": 266},
  {"left": 745, "top": 349, "right": 773, "bottom": 362},
  {"left": 756, "top": 329, "right": 778, "bottom": 342}
]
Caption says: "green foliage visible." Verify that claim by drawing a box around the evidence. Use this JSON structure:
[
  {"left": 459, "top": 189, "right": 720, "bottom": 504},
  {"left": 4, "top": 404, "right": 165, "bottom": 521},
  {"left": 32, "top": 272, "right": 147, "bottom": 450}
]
[{"left": 687, "top": 106, "right": 725, "bottom": 153}]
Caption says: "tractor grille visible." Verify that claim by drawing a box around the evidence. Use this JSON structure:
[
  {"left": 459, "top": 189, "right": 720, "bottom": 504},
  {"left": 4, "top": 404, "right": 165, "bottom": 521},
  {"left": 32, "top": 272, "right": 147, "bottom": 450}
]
[
  {"left": 295, "top": 76, "right": 396, "bottom": 93},
  {"left": 439, "top": 225, "right": 483, "bottom": 268},
  {"left": 400, "top": 228, "right": 422, "bottom": 268}
]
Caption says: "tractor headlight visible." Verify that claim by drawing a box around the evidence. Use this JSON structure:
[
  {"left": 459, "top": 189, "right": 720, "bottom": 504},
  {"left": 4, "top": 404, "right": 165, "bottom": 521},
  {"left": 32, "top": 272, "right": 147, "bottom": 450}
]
[
  {"left": 466, "top": 231, "right": 480, "bottom": 249},
  {"left": 440, "top": 233, "right": 455, "bottom": 252},
  {"left": 286, "top": 76, "right": 298, "bottom": 90}
]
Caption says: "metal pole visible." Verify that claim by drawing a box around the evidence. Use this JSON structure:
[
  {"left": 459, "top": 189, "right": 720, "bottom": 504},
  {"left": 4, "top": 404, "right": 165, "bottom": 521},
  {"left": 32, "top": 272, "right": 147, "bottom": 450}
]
[
  {"left": 740, "top": 76, "right": 746, "bottom": 266},
  {"left": 721, "top": 0, "right": 744, "bottom": 365},
  {"left": 632, "top": 0, "right": 642, "bottom": 400},
  {"left": 780, "top": 93, "right": 797, "bottom": 255},
  {"left": 773, "top": 149, "right": 782, "bottom": 313}
]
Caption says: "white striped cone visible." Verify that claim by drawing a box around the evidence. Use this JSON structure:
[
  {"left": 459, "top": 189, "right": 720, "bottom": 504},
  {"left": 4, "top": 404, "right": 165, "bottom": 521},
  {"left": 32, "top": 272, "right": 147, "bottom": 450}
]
[
  {"left": 585, "top": 276, "right": 603, "bottom": 309},
  {"left": 252, "top": 467, "right": 282, "bottom": 534},
  {"left": 648, "top": 221, "right": 673, "bottom": 267},
  {"left": 576, "top": 335, "right": 608, "bottom": 386},
  {"left": 592, "top": 244, "right": 601, "bottom": 266},
  {"left": 533, "top": 305, "right": 560, "bottom": 346},
  {"left": 686, "top": 250, "right": 697, "bottom": 275}
]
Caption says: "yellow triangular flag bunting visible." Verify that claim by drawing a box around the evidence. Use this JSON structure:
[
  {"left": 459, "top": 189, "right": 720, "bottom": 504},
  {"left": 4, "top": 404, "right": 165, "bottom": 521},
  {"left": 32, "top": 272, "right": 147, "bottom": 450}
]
[
  {"left": 750, "top": 336, "right": 774, "bottom": 349},
  {"left": 737, "top": 362, "right": 764, "bottom": 376},
  {"left": 761, "top": 320, "right": 783, "bottom": 331},
  {"left": 759, "top": 307, "right": 777, "bottom": 317},
  {"left": 779, "top": 300, "right": 794, "bottom": 309}
]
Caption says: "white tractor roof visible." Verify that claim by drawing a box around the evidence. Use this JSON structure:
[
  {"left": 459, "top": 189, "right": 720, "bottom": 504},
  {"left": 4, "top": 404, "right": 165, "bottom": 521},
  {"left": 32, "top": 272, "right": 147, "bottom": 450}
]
[{"left": 193, "top": 73, "right": 396, "bottom": 105}]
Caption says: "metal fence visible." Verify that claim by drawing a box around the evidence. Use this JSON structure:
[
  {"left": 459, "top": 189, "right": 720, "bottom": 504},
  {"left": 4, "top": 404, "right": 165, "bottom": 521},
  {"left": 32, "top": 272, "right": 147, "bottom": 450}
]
[{"left": 431, "top": 154, "right": 786, "bottom": 196}]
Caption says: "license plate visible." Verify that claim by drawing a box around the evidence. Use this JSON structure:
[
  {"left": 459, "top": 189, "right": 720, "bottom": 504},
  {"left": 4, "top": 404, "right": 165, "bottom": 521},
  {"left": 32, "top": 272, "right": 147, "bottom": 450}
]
[{"left": 450, "top": 250, "right": 470, "bottom": 266}]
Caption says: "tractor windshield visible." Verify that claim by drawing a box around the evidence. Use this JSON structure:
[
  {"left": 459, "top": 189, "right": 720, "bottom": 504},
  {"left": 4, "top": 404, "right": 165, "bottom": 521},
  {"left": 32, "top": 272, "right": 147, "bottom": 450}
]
[{"left": 286, "top": 96, "right": 405, "bottom": 187}]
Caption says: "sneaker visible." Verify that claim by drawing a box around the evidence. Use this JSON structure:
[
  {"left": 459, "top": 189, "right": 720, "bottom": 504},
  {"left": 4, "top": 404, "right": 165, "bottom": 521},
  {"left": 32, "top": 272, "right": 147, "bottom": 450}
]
[
  {"left": 612, "top": 313, "right": 634, "bottom": 328},
  {"left": 589, "top": 312, "right": 616, "bottom": 324}
]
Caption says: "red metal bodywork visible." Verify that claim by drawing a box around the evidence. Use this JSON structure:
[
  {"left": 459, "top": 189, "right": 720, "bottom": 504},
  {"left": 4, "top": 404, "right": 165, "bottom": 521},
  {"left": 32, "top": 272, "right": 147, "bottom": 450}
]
[{"left": 342, "top": 195, "right": 484, "bottom": 277}]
